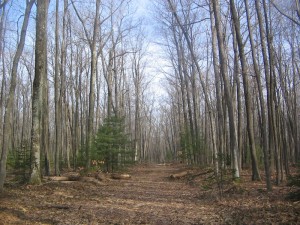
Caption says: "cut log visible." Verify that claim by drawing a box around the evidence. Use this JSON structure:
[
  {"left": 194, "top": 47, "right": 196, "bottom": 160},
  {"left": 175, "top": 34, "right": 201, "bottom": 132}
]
[
  {"left": 44, "top": 172, "right": 81, "bottom": 182},
  {"left": 43, "top": 173, "right": 104, "bottom": 185},
  {"left": 45, "top": 176, "right": 70, "bottom": 181},
  {"left": 60, "top": 181, "right": 77, "bottom": 184},
  {"left": 111, "top": 173, "right": 131, "bottom": 180},
  {"left": 192, "top": 170, "right": 214, "bottom": 177},
  {"left": 187, "top": 169, "right": 214, "bottom": 181},
  {"left": 170, "top": 171, "right": 189, "bottom": 179}
]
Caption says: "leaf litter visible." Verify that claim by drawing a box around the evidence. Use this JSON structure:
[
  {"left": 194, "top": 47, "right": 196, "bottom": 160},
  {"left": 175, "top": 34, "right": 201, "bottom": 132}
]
[{"left": 0, "top": 164, "right": 299, "bottom": 224}]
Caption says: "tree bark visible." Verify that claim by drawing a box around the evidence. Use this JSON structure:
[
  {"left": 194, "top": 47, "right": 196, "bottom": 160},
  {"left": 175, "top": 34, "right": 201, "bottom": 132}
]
[
  {"left": 230, "top": 0, "right": 261, "bottom": 181},
  {"left": 54, "top": 0, "right": 61, "bottom": 176},
  {"left": 212, "top": 0, "right": 240, "bottom": 178},
  {"left": 0, "top": 0, "right": 35, "bottom": 191},
  {"left": 244, "top": 0, "right": 272, "bottom": 190},
  {"left": 168, "top": 0, "right": 217, "bottom": 168},
  {"left": 208, "top": 1, "right": 222, "bottom": 173},
  {"left": 87, "top": 0, "right": 100, "bottom": 169},
  {"left": 72, "top": 0, "right": 101, "bottom": 169},
  {"left": 30, "top": 0, "right": 49, "bottom": 185}
]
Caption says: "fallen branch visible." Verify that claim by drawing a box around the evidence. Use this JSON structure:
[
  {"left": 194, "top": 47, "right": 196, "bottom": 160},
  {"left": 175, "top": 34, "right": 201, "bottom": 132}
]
[
  {"left": 111, "top": 173, "right": 131, "bottom": 180},
  {"left": 44, "top": 172, "right": 81, "bottom": 182},
  {"left": 45, "top": 176, "right": 70, "bottom": 182},
  {"left": 170, "top": 171, "right": 189, "bottom": 179},
  {"left": 190, "top": 169, "right": 214, "bottom": 179},
  {"left": 59, "top": 181, "right": 77, "bottom": 184},
  {"left": 43, "top": 172, "right": 105, "bottom": 185},
  {"left": 186, "top": 170, "right": 214, "bottom": 182}
]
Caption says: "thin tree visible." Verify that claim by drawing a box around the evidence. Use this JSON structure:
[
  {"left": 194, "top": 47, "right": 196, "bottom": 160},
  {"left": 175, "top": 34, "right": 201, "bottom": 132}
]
[
  {"left": 212, "top": 0, "right": 240, "bottom": 178},
  {"left": 54, "top": 0, "right": 61, "bottom": 176},
  {"left": 244, "top": 0, "right": 272, "bottom": 190},
  {"left": 71, "top": 0, "right": 101, "bottom": 169},
  {"left": 229, "top": 0, "right": 261, "bottom": 181},
  {"left": 0, "top": 0, "right": 35, "bottom": 191},
  {"left": 167, "top": 0, "right": 218, "bottom": 168},
  {"left": 0, "top": 0, "right": 8, "bottom": 10},
  {"left": 270, "top": 0, "right": 300, "bottom": 26}
]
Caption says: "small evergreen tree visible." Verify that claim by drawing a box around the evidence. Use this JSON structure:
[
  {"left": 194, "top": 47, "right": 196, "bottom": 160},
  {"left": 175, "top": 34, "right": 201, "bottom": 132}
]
[{"left": 92, "top": 116, "right": 132, "bottom": 172}]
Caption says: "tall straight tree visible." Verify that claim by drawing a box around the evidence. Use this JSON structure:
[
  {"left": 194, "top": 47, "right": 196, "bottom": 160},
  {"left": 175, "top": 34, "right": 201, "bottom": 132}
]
[
  {"left": 60, "top": 0, "right": 69, "bottom": 168},
  {"left": 0, "top": 0, "right": 6, "bottom": 152},
  {"left": 30, "top": 0, "right": 49, "bottom": 184},
  {"left": 54, "top": 0, "right": 68, "bottom": 175},
  {"left": 167, "top": 0, "right": 217, "bottom": 168},
  {"left": 54, "top": 0, "right": 61, "bottom": 176},
  {"left": 71, "top": 0, "right": 101, "bottom": 169},
  {"left": 208, "top": 1, "right": 224, "bottom": 173},
  {"left": 212, "top": 0, "right": 240, "bottom": 178},
  {"left": 262, "top": 0, "right": 280, "bottom": 184},
  {"left": 255, "top": 0, "right": 280, "bottom": 184},
  {"left": 244, "top": 0, "right": 272, "bottom": 190},
  {"left": 229, "top": 0, "right": 261, "bottom": 181},
  {"left": 0, "top": 0, "right": 35, "bottom": 191}
]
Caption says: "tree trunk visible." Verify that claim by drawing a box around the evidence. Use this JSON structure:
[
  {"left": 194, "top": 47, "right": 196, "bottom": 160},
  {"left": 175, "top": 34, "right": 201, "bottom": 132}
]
[
  {"left": 168, "top": 0, "right": 217, "bottom": 168},
  {"left": 263, "top": 0, "right": 281, "bottom": 185},
  {"left": 41, "top": 62, "right": 50, "bottom": 176},
  {"left": 54, "top": 0, "right": 61, "bottom": 176},
  {"left": 212, "top": 0, "right": 240, "bottom": 178},
  {"left": 30, "top": 0, "right": 49, "bottom": 185},
  {"left": 245, "top": 0, "right": 272, "bottom": 190},
  {"left": 230, "top": 0, "right": 261, "bottom": 181},
  {"left": 0, "top": 0, "right": 35, "bottom": 191},
  {"left": 60, "top": 0, "right": 68, "bottom": 169},
  {"left": 209, "top": 2, "right": 222, "bottom": 173},
  {"left": 171, "top": 28, "right": 190, "bottom": 164},
  {"left": 71, "top": 0, "right": 101, "bottom": 169},
  {"left": 86, "top": 0, "right": 100, "bottom": 169}
]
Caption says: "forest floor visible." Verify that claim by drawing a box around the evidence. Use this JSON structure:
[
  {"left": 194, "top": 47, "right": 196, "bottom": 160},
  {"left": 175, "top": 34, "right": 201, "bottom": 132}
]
[{"left": 0, "top": 163, "right": 299, "bottom": 224}]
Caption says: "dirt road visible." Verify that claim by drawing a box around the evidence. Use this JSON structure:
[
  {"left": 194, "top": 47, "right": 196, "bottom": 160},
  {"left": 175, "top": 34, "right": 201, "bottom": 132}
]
[
  {"left": 92, "top": 164, "right": 221, "bottom": 224},
  {"left": 0, "top": 163, "right": 299, "bottom": 224}
]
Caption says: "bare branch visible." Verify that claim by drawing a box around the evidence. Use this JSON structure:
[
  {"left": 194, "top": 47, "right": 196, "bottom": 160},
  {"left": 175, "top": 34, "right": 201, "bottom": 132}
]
[
  {"left": 70, "top": 0, "right": 92, "bottom": 47},
  {"left": 0, "top": 0, "right": 9, "bottom": 10},
  {"left": 271, "top": 0, "right": 300, "bottom": 26}
]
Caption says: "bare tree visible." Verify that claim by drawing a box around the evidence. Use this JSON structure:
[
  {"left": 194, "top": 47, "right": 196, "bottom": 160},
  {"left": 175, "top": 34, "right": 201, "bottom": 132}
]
[
  {"left": 244, "top": 0, "right": 272, "bottom": 190},
  {"left": 230, "top": 0, "right": 261, "bottom": 181},
  {"left": 0, "top": 0, "right": 35, "bottom": 191},
  {"left": 0, "top": 0, "right": 8, "bottom": 10},
  {"left": 29, "top": 0, "right": 49, "bottom": 184},
  {"left": 212, "top": 0, "right": 240, "bottom": 178},
  {"left": 167, "top": 0, "right": 218, "bottom": 168},
  {"left": 71, "top": 0, "right": 101, "bottom": 169},
  {"left": 54, "top": 0, "right": 61, "bottom": 176},
  {"left": 271, "top": 0, "right": 300, "bottom": 26}
]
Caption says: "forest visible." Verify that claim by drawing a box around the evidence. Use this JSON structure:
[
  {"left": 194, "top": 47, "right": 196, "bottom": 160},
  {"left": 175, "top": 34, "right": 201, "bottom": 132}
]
[{"left": 0, "top": 0, "right": 299, "bottom": 224}]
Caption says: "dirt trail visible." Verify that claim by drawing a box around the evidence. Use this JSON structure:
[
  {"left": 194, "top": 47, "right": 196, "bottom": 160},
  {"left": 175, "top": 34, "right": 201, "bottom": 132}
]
[
  {"left": 0, "top": 164, "right": 221, "bottom": 224},
  {"left": 95, "top": 164, "right": 221, "bottom": 224},
  {"left": 1, "top": 164, "right": 299, "bottom": 224}
]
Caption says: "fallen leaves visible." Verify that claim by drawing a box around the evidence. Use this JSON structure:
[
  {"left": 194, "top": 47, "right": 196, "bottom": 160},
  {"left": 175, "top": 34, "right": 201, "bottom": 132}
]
[{"left": 1, "top": 164, "right": 299, "bottom": 224}]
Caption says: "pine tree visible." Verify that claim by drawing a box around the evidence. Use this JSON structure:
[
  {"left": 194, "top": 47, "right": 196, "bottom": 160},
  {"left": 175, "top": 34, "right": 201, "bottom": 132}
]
[{"left": 92, "top": 116, "right": 132, "bottom": 172}]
